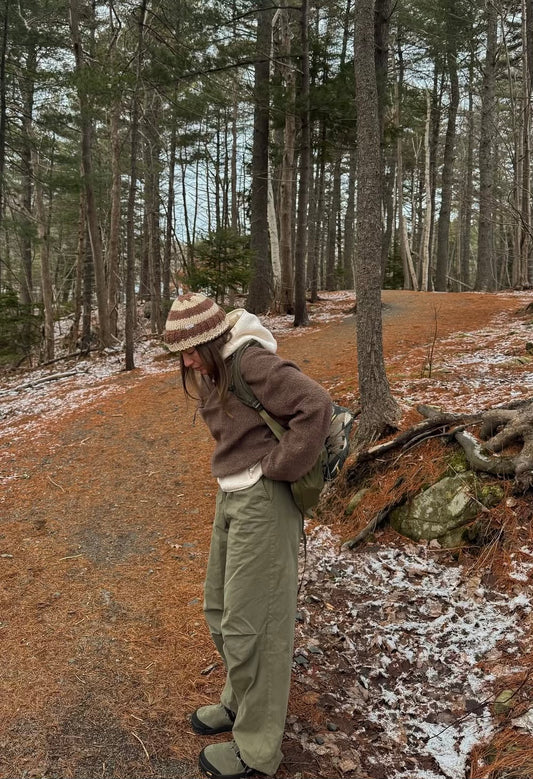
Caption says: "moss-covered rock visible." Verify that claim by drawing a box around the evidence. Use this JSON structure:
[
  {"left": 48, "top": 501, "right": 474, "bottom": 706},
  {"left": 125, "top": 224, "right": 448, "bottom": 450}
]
[
  {"left": 446, "top": 448, "right": 470, "bottom": 474},
  {"left": 389, "top": 473, "right": 504, "bottom": 548}
]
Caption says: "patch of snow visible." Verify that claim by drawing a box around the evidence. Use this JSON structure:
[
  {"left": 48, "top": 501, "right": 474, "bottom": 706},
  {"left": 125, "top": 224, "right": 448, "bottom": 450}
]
[
  {"left": 297, "top": 526, "right": 528, "bottom": 779},
  {"left": 414, "top": 715, "right": 493, "bottom": 779}
]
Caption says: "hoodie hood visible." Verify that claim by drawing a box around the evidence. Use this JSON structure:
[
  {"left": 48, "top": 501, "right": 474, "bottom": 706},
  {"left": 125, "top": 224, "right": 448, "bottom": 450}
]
[{"left": 221, "top": 309, "right": 277, "bottom": 359}]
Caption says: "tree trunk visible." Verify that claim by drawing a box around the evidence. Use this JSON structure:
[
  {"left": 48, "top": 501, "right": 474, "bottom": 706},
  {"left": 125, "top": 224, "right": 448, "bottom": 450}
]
[
  {"left": 267, "top": 168, "right": 281, "bottom": 302},
  {"left": 419, "top": 92, "right": 432, "bottom": 291},
  {"left": 374, "top": 0, "right": 391, "bottom": 139},
  {"left": 343, "top": 148, "right": 356, "bottom": 289},
  {"left": 520, "top": 0, "right": 533, "bottom": 287},
  {"left": 143, "top": 87, "right": 162, "bottom": 333},
  {"left": 294, "top": 0, "right": 310, "bottom": 326},
  {"left": 247, "top": 0, "right": 274, "bottom": 314},
  {"left": 124, "top": 0, "right": 147, "bottom": 370},
  {"left": 107, "top": 100, "right": 121, "bottom": 338},
  {"left": 70, "top": 191, "right": 85, "bottom": 351},
  {"left": 33, "top": 151, "right": 54, "bottom": 361},
  {"left": 0, "top": 0, "right": 8, "bottom": 290},
  {"left": 435, "top": 19, "right": 459, "bottom": 292},
  {"left": 475, "top": 0, "right": 498, "bottom": 291},
  {"left": 163, "top": 112, "right": 177, "bottom": 310},
  {"left": 398, "top": 143, "right": 418, "bottom": 291},
  {"left": 527, "top": 0, "right": 533, "bottom": 284},
  {"left": 309, "top": 122, "right": 327, "bottom": 301},
  {"left": 20, "top": 43, "right": 36, "bottom": 309},
  {"left": 354, "top": 0, "right": 400, "bottom": 443},
  {"left": 81, "top": 222, "right": 93, "bottom": 353},
  {"left": 395, "top": 36, "right": 418, "bottom": 290},
  {"left": 375, "top": 0, "right": 393, "bottom": 273},
  {"left": 69, "top": 0, "right": 112, "bottom": 347},
  {"left": 459, "top": 39, "right": 475, "bottom": 290},
  {"left": 214, "top": 111, "right": 221, "bottom": 231},
  {"left": 278, "top": 5, "right": 296, "bottom": 314},
  {"left": 325, "top": 153, "right": 342, "bottom": 290},
  {"left": 427, "top": 70, "right": 443, "bottom": 289},
  {"left": 231, "top": 87, "right": 239, "bottom": 230}
]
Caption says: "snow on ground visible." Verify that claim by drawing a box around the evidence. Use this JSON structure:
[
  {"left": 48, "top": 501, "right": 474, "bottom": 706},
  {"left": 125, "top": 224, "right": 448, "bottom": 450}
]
[
  {"left": 387, "top": 301, "right": 533, "bottom": 413},
  {"left": 295, "top": 527, "right": 530, "bottom": 778}
]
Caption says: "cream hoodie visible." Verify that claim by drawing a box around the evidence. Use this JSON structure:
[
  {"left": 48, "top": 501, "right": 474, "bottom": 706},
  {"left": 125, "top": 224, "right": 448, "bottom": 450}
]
[{"left": 221, "top": 309, "right": 277, "bottom": 359}]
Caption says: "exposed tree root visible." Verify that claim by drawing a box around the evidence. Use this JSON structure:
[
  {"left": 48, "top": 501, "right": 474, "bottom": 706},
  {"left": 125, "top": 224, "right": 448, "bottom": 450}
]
[
  {"left": 477, "top": 404, "right": 533, "bottom": 491},
  {"left": 343, "top": 399, "right": 533, "bottom": 548},
  {"left": 346, "top": 408, "right": 481, "bottom": 483},
  {"left": 343, "top": 497, "right": 407, "bottom": 549}
]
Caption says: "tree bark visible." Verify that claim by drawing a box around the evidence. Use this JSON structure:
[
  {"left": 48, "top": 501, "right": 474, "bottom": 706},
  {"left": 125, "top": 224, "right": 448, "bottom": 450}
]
[
  {"left": 69, "top": 0, "right": 112, "bottom": 347},
  {"left": 33, "top": 150, "right": 54, "bottom": 361},
  {"left": 394, "top": 36, "right": 418, "bottom": 290},
  {"left": 294, "top": 0, "right": 310, "bottom": 326},
  {"left": 70, "top": 191, "right": 85, "bottom": 351},
  {"left": 247, "top": 0, "right": 274, "bottom": 314},
  {"left": 309, "top": 122, "right": 327, "bottom": 301},
  {"left": 459, "top": 39, "right": 475, "bottom": 290},
  {"left": 124, "top": 0, "right": 147, "bottom": 371},
  {"left": 354, "top": 0, "right": 400, "bottom": 444},
  {"left": 277, "top": 4, "right": 295, "bottom": 313},
  {"left": 325, "top": 153, "right": 342, "bottom": 291},
  {"left": 520, "top": 0, "right": 532, "bottom": 287},
  {"left": 143, "top": 87, "right": 162, "bottom": 333},
  {"left": 0, "top": 0, "right": 8, "bottom": 290},
  {"left": 375, "top": 0, "right": 393, "bottom": 273},
  {"left": 107, "top": 100, "right": 121, "bottom": 338},
  {"left": 475, "top": 0, "right": 497, "bottom": 291},
  {"left": 20, "top": 43, "right": 35, "bottom": 309},
  {"left": 526, "top": 0, "right": 533, "bottom": 284},
  {"left": 163, "top": 112, "right": 177, "bottom": 310},
  {"left": 343, "top": 148, "right": 356, "bottom": 289},
  {"left": 419, "top": 91, "right": 432, "bottom": 291},
  {"left": 435, "top": 9, "right": 459, "bottom": 292},
  {"left": 81, "top": 222, "right": 93, "bottom": 353}
]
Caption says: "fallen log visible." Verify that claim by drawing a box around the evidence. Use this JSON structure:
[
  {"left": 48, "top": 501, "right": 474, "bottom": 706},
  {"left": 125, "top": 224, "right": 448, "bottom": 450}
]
[{"left": 0, "top": 369, "right": 84, "bottom": 396}]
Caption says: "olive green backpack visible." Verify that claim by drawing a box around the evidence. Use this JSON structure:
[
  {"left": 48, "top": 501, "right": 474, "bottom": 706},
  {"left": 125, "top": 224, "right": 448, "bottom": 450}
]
[{"left": 230, "top": 341, "right": 354, "bottom": 516}]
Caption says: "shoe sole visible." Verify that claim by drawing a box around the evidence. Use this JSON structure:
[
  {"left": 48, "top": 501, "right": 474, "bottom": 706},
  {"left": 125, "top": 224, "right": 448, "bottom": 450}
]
[
  {"left": 198, "top": 748, "right": 252, "bottom": 778},
  {"left": 191, "top": 710, "right": 234, "bottom": 736}
]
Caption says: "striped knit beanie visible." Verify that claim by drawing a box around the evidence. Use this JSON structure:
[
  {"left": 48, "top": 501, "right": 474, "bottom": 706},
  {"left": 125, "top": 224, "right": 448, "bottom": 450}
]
[{"left": 163, "top": 292, "right": 231, "bottom": 352}]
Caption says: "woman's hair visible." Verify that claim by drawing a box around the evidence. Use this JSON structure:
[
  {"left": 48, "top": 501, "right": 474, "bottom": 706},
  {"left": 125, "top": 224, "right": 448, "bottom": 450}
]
[{"left": 180, "top": 329, "right": 232, "bottom": 404}]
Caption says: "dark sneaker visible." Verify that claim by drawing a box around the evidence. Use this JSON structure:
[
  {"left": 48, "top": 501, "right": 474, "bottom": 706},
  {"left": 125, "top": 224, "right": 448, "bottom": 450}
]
[
  {"left": 199, "top": 740, "right": 255, "bottom": 778},
  {"left": 191, "top": 703, "right": 235, "bottom": 736}
]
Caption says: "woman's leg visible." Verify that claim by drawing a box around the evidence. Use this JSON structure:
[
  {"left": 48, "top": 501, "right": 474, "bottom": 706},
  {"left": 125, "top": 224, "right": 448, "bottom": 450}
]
[
  {"left": 203, "top": 488, "right": 239, "bottom": 714},
  {"left": 203, "top": 478, "right": 301, "bottom": 776}
]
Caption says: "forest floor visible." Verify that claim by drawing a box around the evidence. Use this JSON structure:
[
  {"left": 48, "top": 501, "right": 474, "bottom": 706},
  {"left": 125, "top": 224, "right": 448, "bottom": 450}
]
[{"left": 2, "top": 289, "right": 533, "bottom": 779}]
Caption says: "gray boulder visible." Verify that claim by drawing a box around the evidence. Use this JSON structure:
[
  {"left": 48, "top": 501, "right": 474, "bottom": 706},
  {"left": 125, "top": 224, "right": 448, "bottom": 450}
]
[{"left": 389, "top": 473, "right": 504, "bottom": 548}]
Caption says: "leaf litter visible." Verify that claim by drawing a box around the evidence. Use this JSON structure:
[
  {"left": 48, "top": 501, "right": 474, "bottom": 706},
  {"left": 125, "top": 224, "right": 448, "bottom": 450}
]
[{"left": 294, "top": 526, "right": 530, "bottom": 778}]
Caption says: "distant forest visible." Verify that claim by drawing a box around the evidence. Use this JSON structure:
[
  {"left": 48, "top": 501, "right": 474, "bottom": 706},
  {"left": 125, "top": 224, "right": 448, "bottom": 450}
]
[{"left": 0, "top": 0, "right": 531, "bottom": 364}]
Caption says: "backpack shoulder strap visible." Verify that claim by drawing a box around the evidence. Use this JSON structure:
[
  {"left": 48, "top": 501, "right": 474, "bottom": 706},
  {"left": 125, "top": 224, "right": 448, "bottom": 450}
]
[
  {"left": 230, "top": 340, "right": 286, "bottom": 441},
  {"left": 230, "top": 340, "right": 262, "bottom": 410}
]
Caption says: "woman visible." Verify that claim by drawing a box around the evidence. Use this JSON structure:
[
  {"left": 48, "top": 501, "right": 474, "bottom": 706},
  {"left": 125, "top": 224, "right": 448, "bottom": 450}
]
[{"left": 164, "top": 292, "right": 332, "bottom": 779}]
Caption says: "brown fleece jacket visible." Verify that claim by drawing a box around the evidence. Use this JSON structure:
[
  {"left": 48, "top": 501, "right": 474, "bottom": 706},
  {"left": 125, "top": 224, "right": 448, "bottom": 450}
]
[{"left": 199, "top": 345, "right": 332, "bottom": 483}]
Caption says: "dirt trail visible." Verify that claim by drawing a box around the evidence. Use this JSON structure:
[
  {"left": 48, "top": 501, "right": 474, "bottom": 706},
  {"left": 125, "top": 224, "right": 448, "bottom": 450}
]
[{"left": 0, "top": 290, "right": 530, "bottom": 779}]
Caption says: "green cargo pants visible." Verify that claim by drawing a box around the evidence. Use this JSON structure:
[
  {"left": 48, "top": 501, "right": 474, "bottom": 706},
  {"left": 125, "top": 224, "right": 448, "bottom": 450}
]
[{"left": 203, "top": 476, "right": 302, "bottom": 776}]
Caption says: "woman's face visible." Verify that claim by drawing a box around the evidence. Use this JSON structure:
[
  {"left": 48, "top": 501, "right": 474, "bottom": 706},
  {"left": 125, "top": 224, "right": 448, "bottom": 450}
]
[{"left": 182, "top": 347, "right": 209, "bottom": 375}]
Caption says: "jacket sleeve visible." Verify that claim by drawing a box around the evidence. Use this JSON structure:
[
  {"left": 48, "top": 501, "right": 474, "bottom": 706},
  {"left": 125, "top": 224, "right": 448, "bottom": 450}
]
[{"left": 241, "top": 347, "right": 332, "bottom": 483}]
